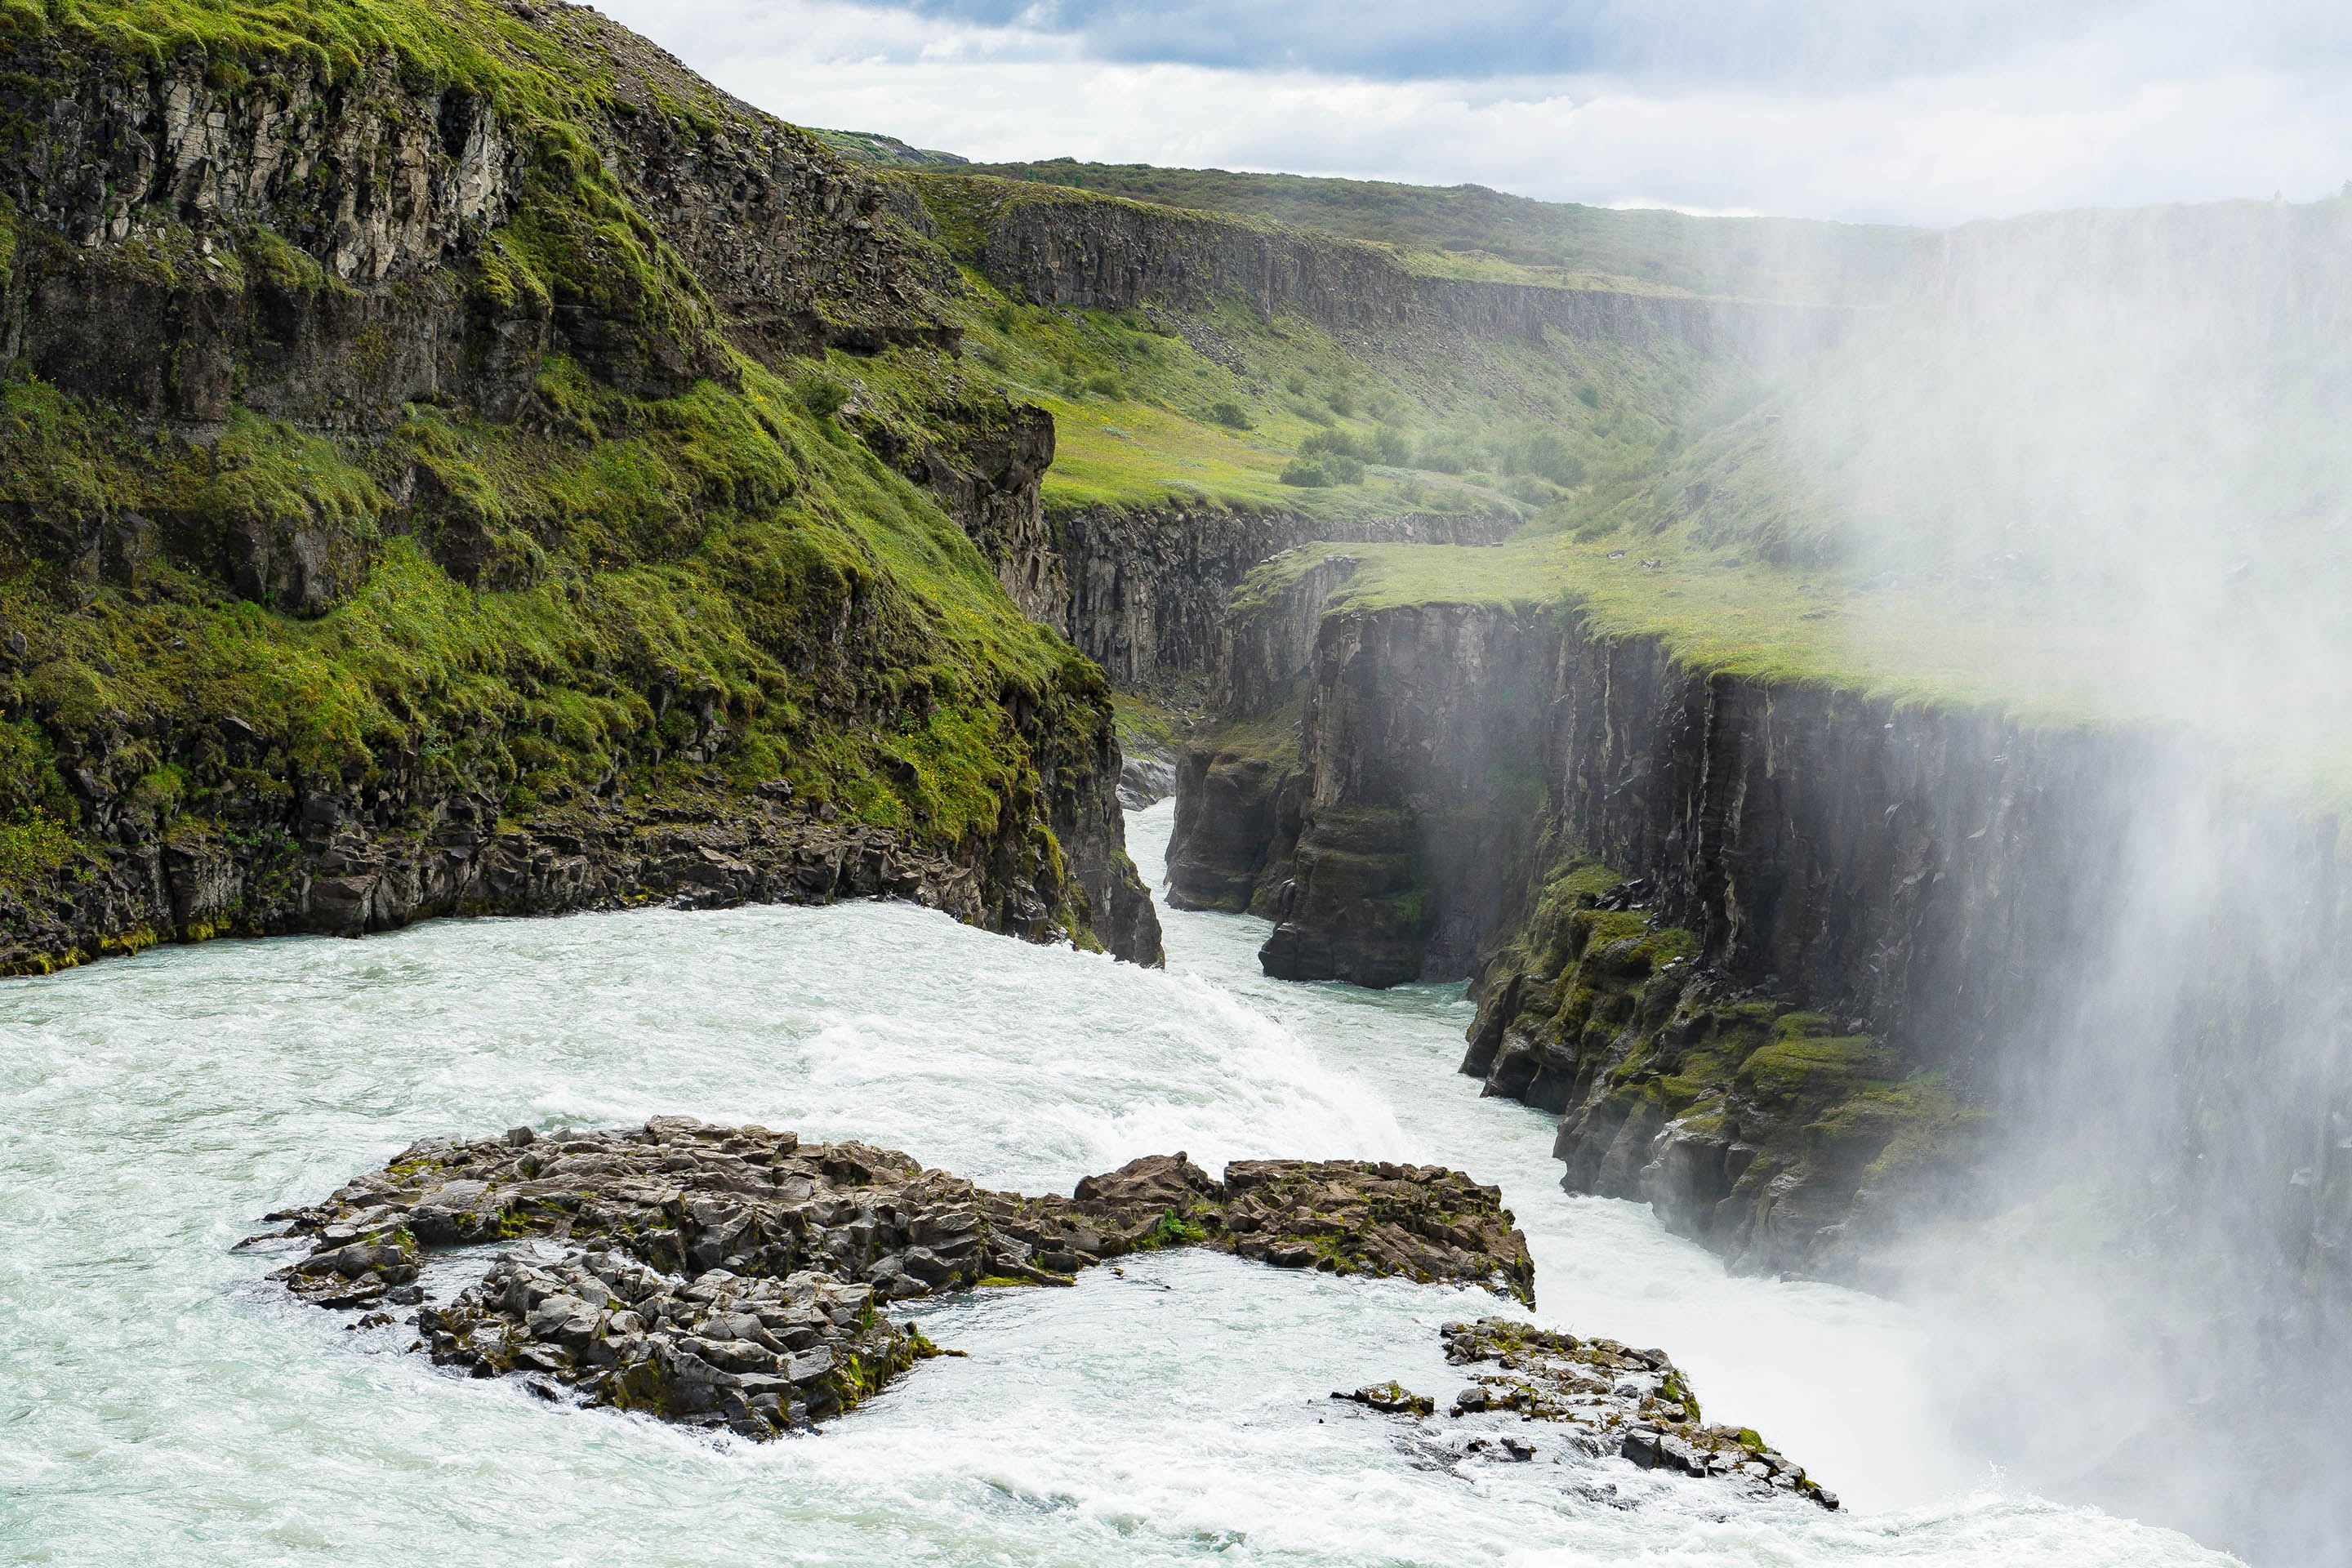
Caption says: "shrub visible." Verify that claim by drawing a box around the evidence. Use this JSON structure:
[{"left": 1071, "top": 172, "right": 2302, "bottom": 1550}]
[
  {"left": 1298, "top": 429, "right": 1366, "bottom": 461},
  {"left": 1418, "top": 436, "right": 1469, "bottom": 474},
  {"left": 792, "top": 373, "right": 848, "bottom": 420},
  {"left": 1285, "top": 373, "right": 1307, "bottom": 395},
  {"left": 1084, "top": 372, "right": 1125, "bottom": 399},
  {"left": 1326, "top": 389, "right": 1354, "bottom": 417},
  {"left": 1280, "top": 458, "right": 1330, "bottom": 487},
  {"left": 1373, "top": 426, "right": 1413, "bottom": 464},
  {"left": 989, "top": 302, "right": 1018, "bottom": 333},
  {"left": 1575, "top": 384, "right": 1601, "bottom": 409},
  {"left": 1324, "top": 453, "right": 1365, "bottom": 483},
  {"left": 1207, "top": 400, "right": 1252, "bottom": 430},
  {"left": 1521, "top": 430, "right": 1584, "bottom": 486}
]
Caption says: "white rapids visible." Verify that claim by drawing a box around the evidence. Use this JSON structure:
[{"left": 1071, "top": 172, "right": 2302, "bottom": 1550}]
[{"left": 0, "top": 801, "right": 2237, "bottom": 1566}]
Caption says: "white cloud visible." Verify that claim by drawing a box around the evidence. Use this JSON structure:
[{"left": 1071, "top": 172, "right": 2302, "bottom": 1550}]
[{"left": 594, "top": 0, "right": 2352, "bottom": 225}]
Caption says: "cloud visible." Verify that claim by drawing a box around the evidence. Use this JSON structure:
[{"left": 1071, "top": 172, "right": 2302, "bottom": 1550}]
[
  {"left": 591, "top": 0, "right": 2352, "bottom": 225},
  {"left": 729, "top": 0, "right": 2343, "bottom": 88}
]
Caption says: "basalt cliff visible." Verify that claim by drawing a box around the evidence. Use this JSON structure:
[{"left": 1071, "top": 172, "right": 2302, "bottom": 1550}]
[
  {"left": 1166, "top": 550, "right": 2348, "bottom": 1307},
  {"left": 0, "top": 1, "right": 1159, "bottom": 970}
]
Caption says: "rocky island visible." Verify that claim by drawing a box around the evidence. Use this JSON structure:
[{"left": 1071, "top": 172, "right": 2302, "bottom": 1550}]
[
  {"left": 249, "top": 1113, "right": 1824, "bottom": 1510},
  {"left": 255, "top": 1116, "right": 1536, "bottom": 1435}
]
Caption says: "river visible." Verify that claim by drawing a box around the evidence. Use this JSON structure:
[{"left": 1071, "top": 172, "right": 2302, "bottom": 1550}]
[{"left": 0, "top": 802, "right": 2234, "bottom": 1566}]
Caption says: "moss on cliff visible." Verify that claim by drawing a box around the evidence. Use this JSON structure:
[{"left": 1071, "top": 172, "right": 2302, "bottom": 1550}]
[
  {"left": 1462, "top": 852, "right": 1984, "bottom": 1272},
  {"left": 0, "top": 345, "right": 1107, "bottom": 847},
  {"left": 0, "top": 0, "right": 1147, "bottom": 966}
]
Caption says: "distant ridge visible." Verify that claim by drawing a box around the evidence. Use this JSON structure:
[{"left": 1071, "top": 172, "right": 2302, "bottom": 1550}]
[
  {"left": 951, "top": 158, "right": 1918, "bottom": 306},
  {"left": 813, "top": 127, "right": 969, "bottom": 168}
]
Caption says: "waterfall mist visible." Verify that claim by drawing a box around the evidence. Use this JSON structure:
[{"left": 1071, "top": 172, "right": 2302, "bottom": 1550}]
[{"left": 1730, "top": 194, "right": 2352, "bottom": 1562}]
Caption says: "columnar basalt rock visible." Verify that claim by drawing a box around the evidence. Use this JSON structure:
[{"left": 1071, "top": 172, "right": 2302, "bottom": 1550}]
[{"left": 253, "top": 1119, "right": 1536, "bottom": 1439}]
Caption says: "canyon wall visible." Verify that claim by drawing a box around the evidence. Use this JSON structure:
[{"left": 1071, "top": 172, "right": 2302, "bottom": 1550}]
[
  {"left": 1053, "top": 504, "right": 1511, "bottom": 693},
  {"left": 964, "top": 187, "right": 1856, "bottom": 368},
  {"left": 0, "top": 7, "right": 1160, "bottom": 973},
  {"left": 1169, "top": 561, "right": 2348, "bottom": 1285}
]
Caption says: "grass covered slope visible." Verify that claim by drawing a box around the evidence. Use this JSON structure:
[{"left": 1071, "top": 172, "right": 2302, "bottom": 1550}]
[
  {"left": 0, "top": 0, "right": 1157, "bottom": 968},
  {"left": 894, "top": 172, "right": 1744, "bottom": 532}
]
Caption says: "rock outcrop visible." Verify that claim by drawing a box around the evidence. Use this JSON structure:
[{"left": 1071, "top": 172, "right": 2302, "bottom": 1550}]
[
  {"left": 1054, "top": 503, "right": 1511, "bottom": 694},
  {"left": 0, "top": 770, "right": 1103, "bottom": 969},
  {"left": 253, "top": 1118, "right": 1535, "bottom": 1439},
  {"left": 0, "top": 627, "right": 1160, "bottom": 968},
  {"left": 1116, "top": 729, "right": 1178, "bottom": 810},
  {"left": 1333, "top": 1318, "right": 1838, "bottom": 1510}
]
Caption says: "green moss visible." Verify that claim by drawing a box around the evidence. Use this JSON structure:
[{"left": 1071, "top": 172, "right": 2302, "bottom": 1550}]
[
  {"left": 1556, "top": 862, "right": 1623, "bottom": 899},
  {"left": 1138, "top": 1209, "right": 1210, "bottom": 1249},
  {"left": 0, "top": 332, "right": 1116, "bottom": 952},
  {"left": 1735, "top": 1022, "right": 1888, "bottom": 1105},
  {"left": 238, "top": 225, "right": 323, "bottom": 292},
  {"left": 1569, "top": 906, "right": 1695, "bottom": 976}
]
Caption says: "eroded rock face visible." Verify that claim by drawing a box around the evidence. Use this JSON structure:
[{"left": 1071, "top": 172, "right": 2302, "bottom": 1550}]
[
  {"left": 0, "top": 742, "right": 1161, "bottom": 973},
  {"left": 1336, "top": 1318, "right": 1837, "bottom": 1511},
  {"left": 1116, "top": 731, "right": 1177, "bottom": 812},
  {"left": 0, "top": 8, "right": 1160, "bottom": 978},
  {"left": 255, "top": 1120, "right": 1533, "bottom": 1439},
  {"left": 1054, "top": 506, "right": 1510, "bottom": 695},
  {"left": 1168, "top": 563, "right": 2160, "bottom": 1274}
]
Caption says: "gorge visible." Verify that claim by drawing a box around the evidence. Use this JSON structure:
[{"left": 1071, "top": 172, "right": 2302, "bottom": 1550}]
[{"left": 0, "top": 2, "right": 2345, "bottom": 1565}]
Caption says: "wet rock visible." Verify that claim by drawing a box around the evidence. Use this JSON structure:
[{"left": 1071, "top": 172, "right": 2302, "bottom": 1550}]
[
  {"left": 1334, "top": 1380, "right": 1435, "bottom": 1416},
  {"left": 1409, "top": 1317, "right": 1837, "bottom": 1509},
  {"left": 1116, "top": 737, "right": 1178, "bottom": 812},
  {"left": 265, "top": 1121, "right": 1535, "bottom": 1441},
  {"left": 1218, "top": 1159, "right": 1536, "bottom": 1305}
]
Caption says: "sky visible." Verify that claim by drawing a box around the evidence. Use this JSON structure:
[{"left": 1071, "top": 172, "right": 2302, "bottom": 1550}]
[{"left": 592, "top": 0, "right": 2352, "bottom": 227}]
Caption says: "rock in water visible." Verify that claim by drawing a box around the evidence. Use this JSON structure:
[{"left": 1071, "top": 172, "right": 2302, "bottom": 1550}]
[
  {"left": 1342, "top": 1318, "right": 1839, "bottom": 1510},
  {"left": 1334, "top": 1380, "right": 1437, "bottom": 1416},
  {"left": 1217, "top": 1159, "right": 1536, "bottom": 1305},
  {"left": 256, "top": 1120, "right": 1537, "bottom": 1439}
]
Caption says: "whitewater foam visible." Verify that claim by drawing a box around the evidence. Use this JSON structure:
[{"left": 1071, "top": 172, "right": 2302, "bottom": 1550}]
[{"left": 0, "top": 802, "right": 2235, "bottom": 1565}]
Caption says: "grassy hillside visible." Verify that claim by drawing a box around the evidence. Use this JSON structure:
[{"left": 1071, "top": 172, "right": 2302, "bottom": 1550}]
[{"left": 890, "top": 176, "right": 1742, "bottom": 528}]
